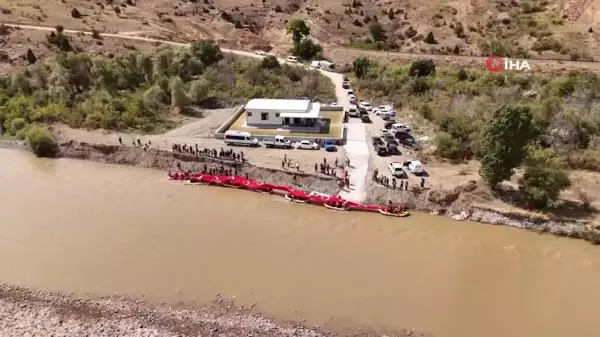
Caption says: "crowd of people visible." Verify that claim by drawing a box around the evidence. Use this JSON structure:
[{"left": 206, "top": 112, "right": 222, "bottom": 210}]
[
  {"left": 171, "top": 143, "right": 246, "bottom": 162},
  {"left": 373, "top": 168, "right": 426, "bottom": 190}
]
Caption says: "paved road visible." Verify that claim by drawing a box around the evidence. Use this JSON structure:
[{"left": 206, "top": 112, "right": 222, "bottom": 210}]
[{"left": 5, "top": 23, "right": 371, "bottom": 202}]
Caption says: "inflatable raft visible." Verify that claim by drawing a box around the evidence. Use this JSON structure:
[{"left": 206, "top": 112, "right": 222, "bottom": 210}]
[
  {"left": 378, "top": 209, "right": 410, "bottom": 217},
  {"left": 168, "top": 171, "right": 409, "bottom": 216}
]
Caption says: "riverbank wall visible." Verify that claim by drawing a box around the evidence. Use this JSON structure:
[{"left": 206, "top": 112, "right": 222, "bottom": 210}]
[
  {"left": 2, "top": 139, "right": 599, "bottom": 245},
  {"left": 0, "top": 284, "right": 406, "bottom": 337}
]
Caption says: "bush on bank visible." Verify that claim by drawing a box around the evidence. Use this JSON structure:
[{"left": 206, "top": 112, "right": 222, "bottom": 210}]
[
  {"left": 350, "top": 59, "right": 600, "bottom": 171},
  {"left": 0, "top": 42, "right": 335, "bottom": 134},
  {"left": 25, "top": 125, "right": 58, "bottom": 158}
]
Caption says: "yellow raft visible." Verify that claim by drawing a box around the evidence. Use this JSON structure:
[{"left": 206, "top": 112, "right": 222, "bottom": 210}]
[{"left": 378, "top": 209, "right": 410, "bottom": 217}]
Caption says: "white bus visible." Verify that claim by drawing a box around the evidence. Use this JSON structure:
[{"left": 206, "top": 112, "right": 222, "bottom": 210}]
[{"left": 224, "top": 131, "right": 259, "bottom": 147}]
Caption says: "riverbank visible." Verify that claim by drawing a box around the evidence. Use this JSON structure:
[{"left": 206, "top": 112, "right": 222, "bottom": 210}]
[
  {"left": 365, "top": 181, "right": 600, "bottom": 245},
  {"left": 0, "top": 284, "right": 412, "bottom": 337},
  {"left": 2, "top": 137, "right": 600, "bottom": 245}
]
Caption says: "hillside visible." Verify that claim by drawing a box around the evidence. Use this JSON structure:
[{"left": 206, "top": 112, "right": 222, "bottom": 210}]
[{"left": 2, "top": 0, "right": 600, "bottom": 63}]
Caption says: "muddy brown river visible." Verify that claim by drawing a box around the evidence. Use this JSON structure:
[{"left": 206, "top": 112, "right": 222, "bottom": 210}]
[{"left": 1, "top": 148, "right": 599, "bottom": 337}]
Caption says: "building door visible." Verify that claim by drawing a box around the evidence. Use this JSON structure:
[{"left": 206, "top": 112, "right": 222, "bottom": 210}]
[{"left": 283, "top": 117, "right": 290, "bottom": 125}]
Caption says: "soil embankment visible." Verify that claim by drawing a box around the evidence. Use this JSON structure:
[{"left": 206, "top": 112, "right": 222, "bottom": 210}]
[
  {"left": 366, "top": 181, "right": 600, "bottom": 245},
  {"left": 0, "top": 284, "right": 407, "bottom": 337},
  {"left": 57, "top": 140, "right": 342, "bottom": 196}
]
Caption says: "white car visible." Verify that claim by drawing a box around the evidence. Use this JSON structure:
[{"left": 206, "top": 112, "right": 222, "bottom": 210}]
[
  {"left": 348, "top": 94, "right": 356, "bottom": 100},
  {"left": 286, "top": 56, "right": 298, "bottom": 63},
  {"left": 388, "top": 162, "right": 405, "bottom": 178},
  {"left": 408, "top": 160, "right": 424, "bottom": 175},
  {"left": 379, "top": 129, "right": 391, "bottom": 137},
  {"left": 375, "top": 109, "right": 392, "bottom": 116},
  {"left": 254, "top": 50, "right": 266, "bottom": 56},
  {"left": 347, "top": 89, "right": 355, "bottom": 96},
  {"left": 359, "top": 101, "right": 372, "bottom": 111},
  {"left": 391, "top": 123, "right": 411, "bottom": 133},
  {"left": 295, "top": 140, "right": 319, "bottom": 150}
]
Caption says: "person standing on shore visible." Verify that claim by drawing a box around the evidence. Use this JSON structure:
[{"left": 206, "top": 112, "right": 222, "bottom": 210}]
[{"left": 118, "top": 136, "right": 123, "bottom": 145}]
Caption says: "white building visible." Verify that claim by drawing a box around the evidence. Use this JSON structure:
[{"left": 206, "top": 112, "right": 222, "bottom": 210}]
[{"left": 245, "top": 99, "right": 322, "bottom": 129}]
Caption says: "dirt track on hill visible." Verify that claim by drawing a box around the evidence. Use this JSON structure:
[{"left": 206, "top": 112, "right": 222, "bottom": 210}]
[{"left": 4, "top": 23, "right": 600, "bottom": 74}]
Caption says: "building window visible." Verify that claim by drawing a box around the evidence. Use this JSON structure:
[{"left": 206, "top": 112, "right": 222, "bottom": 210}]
[
  {"left": 275, "top": 113, "right": 280, "bottom": 118},
  {"left": 247, "top": 111, "right": 252, "bottom": 117},
  {"left": 261, "top": 112, "right": 269, "bottom": 120}
]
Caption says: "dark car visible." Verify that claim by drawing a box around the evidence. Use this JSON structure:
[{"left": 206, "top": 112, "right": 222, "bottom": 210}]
[
  {"left": 361, "top": 114, "right": 372, "bottom": 123},
  {"left": 342, "top": 75, "right": 349, "bottom": 82},
  {"left": 374, "top": 143, "right": 388, "bottom": 156},
  {"left": 384, "top": 120, "right": 397, "bottom": 129}
]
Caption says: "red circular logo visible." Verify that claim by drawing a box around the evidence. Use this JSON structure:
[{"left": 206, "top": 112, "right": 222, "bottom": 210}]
[{"left": 486, "top": 56, "right": 504, "bottom": 72}]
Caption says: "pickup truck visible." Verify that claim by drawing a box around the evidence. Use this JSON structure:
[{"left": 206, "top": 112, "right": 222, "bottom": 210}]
[{"left": 263, "top": 135, "right": 292, "bottom": 149}]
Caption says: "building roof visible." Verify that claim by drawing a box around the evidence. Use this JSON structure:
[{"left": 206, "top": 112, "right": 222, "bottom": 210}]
[
  {"left": 280, "top": 102, "right": 321, "bottom": 118},
  {"left": 245, "top": 99, "right": 310, "bottom": 112}
]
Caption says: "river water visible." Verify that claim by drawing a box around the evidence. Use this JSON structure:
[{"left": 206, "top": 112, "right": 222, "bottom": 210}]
[{"left": 1, "top": 148, "right": 599, "bottom": 337}]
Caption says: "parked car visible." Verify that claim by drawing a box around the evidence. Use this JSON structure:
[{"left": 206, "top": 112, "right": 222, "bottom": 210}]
[
  {"left": 361, "top": 114, "right": 372, "bottom": 123},
  {"left": 342, "top": 81, "right": 350, "bottom": 89},
  {"left": 295, "top": 140, "right": 319, "bottom": 150},
  {"left": 346, "top": 89, "right": 355, "bottom": 96},
  {"left": 348, "top": 104, "right": 359, "bottom": 117},
  {"left": 342, "top": 75, "right": 349, "bottom": 82},
  {"left": 263, "top": 135, "right": 292, "bottom": 149},
  {"left": 254, "top": 50, "right": 266, "bottom": 56},
  {"left": 406, "top": 160, "right": 424, "bottom": 175},
  {"left": 383, "top": 120, "right": 397, "bottom": 129},
  {"left": 323, "top": 140, "right": 337, "bottom": 152},
  {"left": 372, "top": 136, "right": 383, "bottom": 145},
  {"left": 374, "top": 143, "right": 388, "bottom": 156},
  {"left": 359, "top": 101, "right": 372, "bottom": 112},
  {"left": 379, "top": 129, "right": 391, "bottom": 138},
  {"left": 388, "top": 162, "right": 405, "bottom": 177},
  {"left": 286, "top": 56, "right": 298, "bottom": 63},
  {"left": 391, "top": 123, "right": 411, "bottom": 133}
]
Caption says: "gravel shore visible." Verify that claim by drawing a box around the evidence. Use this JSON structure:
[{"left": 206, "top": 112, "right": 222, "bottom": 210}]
[{"left": 0, "top": 285, "right": 409, "bottom": 337}]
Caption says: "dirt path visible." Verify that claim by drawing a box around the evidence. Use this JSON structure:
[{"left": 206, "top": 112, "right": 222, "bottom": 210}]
[{"left": 7, "top": 23, "right": 600, "bottom": 74}]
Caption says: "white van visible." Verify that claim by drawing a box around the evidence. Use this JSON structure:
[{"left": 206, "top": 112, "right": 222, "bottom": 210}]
[
  {"left": 286, "top": 56, "right": 298, "bottom": 63},
  {"left": 224, "top": 131, "right": 259, "bottom": 147}
]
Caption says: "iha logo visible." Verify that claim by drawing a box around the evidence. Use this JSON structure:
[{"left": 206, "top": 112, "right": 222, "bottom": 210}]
[{"left": 486, "top": 56, "right": 531, "bottom": 72}]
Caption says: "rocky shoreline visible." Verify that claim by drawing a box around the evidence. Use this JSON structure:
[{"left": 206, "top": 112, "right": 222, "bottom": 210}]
[
  {"left": 0, "top": 284, "right": 412, "bottom": 337},
  {"left": 1, "top": 139, "right": 599, "bottom": 245}
]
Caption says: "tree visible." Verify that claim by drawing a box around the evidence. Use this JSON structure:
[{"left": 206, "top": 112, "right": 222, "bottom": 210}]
[
  {"left": 369, "top": 21, "right": 386, "bottom": 42},
  {"left": 285, "top": 19, "right": 310, "bottom": 44},
  {"left": 423, "top": 32, "right": 436, "bottom": 44},
  {"left": 479, "top": 105, "right": 535, "bottom": 187},
  {"left": 519, "top": 146, "right": 571, "bottom": 208},
  {"left": 388, "top": 8, "right": 394, "bottom": 20},
  {"left": 261, "top": 55, "right": 280, "bottom": 69},
  {"left": 454, "top": 22, "right": 464, "bottom": 37},
  {"left": 188, "top": 79, "right": 210, "bottom": 103},
  {"left": 291, "top": 38, "right": 322, "bottom": 60},
  {"left": 409, "top": 59, "right": 436, "bottom": 77},
  {"left": 169, "top": 76, "right": 189, "bottom": 109},
  {"left": 190, "top": 41, "right": 223, "bottom": 66},
  {"left": 26, "top": 125, "right": 58, "bottom": 158},
  {"left": 26, "top": 49, "right": 37, "bottom": 65},
  {"left": 142, "top": 85, "right": 167, "bottom": 114},
  {"left": 352, "top": 57, "right": 370, "bottom": 78}
]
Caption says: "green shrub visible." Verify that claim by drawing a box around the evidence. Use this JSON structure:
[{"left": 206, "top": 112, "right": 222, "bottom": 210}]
[
  {"left": 26, "top": 125, "right": 58, "bottom": 157},
  {"left": 9, "top": 117, "right": 27, "bottom": 135}
]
